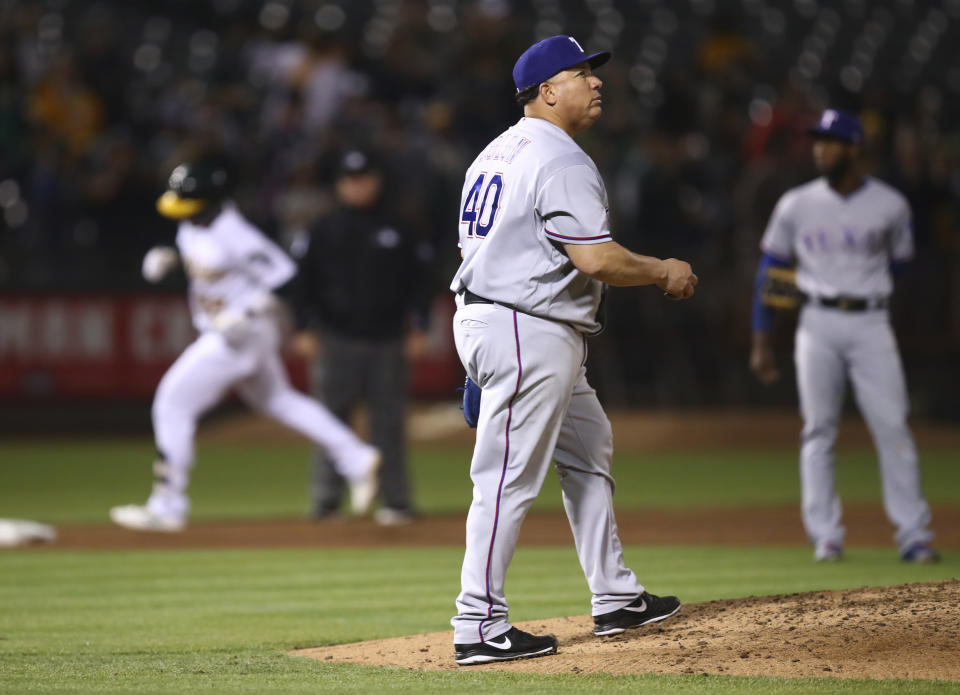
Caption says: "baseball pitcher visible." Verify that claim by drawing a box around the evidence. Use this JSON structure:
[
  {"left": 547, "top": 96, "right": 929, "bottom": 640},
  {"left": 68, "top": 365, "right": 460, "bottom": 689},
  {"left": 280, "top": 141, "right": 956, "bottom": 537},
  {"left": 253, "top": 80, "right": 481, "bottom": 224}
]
[{"left": 449, "top": 36, "right": 697, "bottom": 665}]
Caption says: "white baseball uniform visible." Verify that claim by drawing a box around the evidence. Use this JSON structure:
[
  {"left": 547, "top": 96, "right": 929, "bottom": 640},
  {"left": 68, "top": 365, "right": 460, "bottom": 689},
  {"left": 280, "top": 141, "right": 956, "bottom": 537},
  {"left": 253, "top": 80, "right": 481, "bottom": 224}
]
[
  {"left": 761, "top": 176, "right": 934, "bottom": 554},
  {"left": 449, "top": 117, "right": 645, "bottom": 645},
  {"left": 145, "top": 203, "right": 375, "bottom": 522}
]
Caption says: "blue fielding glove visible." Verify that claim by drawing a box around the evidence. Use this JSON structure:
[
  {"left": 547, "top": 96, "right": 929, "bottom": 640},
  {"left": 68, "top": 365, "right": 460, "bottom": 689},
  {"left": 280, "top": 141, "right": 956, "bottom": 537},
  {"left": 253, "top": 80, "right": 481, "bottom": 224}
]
[{"left": 458, "top": 376, "right": 481, "bottom": 428}]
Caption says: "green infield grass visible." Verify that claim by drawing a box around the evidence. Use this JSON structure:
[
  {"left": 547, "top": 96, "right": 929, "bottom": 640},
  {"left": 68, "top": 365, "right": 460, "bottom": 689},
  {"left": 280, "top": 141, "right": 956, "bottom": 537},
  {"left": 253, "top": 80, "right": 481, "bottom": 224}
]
[
  {"left": 1, "top": 545, "right": 958, "bottom": 694},
  {"left": 0, "top": 438, "right": 958, "bottom": 523},
  {"left": 0, "top": 435, "right": 958, "bottom": 693}
]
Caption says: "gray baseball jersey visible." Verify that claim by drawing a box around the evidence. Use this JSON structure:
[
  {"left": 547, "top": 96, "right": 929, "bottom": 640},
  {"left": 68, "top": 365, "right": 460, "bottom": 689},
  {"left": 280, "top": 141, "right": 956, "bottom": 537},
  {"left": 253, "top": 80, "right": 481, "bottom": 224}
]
[
  {"left": 450, "top": 117, "right": 611, "bottom": 334},
  {"left": 760, "top": 176, "right": 933, "bottom": 556},
  {"left": 760, "top": 177, "right": 913, "bottom": 298},
  {"left": 450, "top": 117, "right": 645, "bottom": 645}
]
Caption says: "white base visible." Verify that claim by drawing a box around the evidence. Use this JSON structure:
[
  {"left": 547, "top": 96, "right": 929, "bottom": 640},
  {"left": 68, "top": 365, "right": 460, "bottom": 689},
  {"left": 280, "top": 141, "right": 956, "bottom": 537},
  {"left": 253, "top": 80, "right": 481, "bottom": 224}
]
[{"left": 0, "top": 519, "right": 57, "bottom": 547}]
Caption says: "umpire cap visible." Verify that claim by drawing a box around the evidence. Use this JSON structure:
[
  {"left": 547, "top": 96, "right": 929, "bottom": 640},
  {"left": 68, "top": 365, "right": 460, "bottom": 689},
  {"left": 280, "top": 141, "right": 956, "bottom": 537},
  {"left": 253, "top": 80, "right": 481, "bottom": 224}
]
[
  {"left": 156, "top": 157, "right": 235, "bottom": 220},
  {"left": 336, "top": 149, "right": 381, "bottom": 178}
]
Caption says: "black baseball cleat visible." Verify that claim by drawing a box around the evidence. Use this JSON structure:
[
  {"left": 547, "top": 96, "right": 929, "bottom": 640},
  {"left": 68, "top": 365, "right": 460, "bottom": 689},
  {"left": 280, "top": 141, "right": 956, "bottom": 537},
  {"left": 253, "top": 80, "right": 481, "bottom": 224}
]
[
  {"left": 593, "top": 591, "right": 681, "bottom": 636},
  {"left": 454, "top": 627, "right": 558, "bottom": 665},
  {"left": 900, "top": 542, "right": 940, "bottom": 564}
]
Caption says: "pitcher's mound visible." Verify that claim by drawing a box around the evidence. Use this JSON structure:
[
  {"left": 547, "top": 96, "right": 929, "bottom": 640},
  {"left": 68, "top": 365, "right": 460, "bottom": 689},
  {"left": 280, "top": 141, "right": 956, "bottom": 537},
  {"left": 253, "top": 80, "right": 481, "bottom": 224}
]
[{"left": 292, "top": 580, "right": 959, "bottom": 680}]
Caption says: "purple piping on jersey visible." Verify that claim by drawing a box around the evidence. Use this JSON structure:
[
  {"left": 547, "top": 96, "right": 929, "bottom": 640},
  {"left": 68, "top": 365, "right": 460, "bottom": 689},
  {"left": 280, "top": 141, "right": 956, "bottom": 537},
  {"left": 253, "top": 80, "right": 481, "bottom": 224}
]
[
  {"left": 545, "top": 228, "right": 612, "bottom": 241},
  {"left": 478, "top": 310, "right": 522, "bottom": 643}
]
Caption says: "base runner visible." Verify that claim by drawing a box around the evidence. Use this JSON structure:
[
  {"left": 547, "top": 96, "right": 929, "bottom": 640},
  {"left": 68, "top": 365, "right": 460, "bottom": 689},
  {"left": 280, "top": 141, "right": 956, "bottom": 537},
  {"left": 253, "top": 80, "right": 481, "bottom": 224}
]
[{"left": 111, "top": 157, "right": 379, "bottom": 532}]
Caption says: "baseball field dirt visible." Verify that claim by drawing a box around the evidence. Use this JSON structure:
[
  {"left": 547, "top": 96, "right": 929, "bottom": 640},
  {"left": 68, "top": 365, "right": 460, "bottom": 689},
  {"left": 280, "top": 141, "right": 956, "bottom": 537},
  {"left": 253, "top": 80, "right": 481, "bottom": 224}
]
[
  {"left": 39, "top": 505, "right": 960, "bottom": 551},
  {"left": 17, "top": 410, "right": 958, "bottom": 680},
  {"left": 215, "top": 411, "right": 960, "bottom": 679},
  {"left": 40, "top": 509, "right": 960, "bottom": 680},
  {"left": 292, "top": 580, "right": 960, "bottom": 680}
]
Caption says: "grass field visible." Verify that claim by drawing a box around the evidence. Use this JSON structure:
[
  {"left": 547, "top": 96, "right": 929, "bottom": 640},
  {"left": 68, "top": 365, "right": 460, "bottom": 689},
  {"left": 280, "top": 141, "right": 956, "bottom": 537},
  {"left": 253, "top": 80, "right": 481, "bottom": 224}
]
[
  {"left": 1, "top": 432, "right": 958, "bottom": 693},
  {"left": 2, "top": 438, "right": 959, "bottom": 522}
]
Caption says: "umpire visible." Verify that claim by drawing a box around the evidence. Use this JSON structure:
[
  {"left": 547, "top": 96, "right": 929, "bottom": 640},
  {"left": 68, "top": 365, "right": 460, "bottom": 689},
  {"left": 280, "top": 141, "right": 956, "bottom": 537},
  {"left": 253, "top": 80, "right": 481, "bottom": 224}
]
[{"left": 291, "top": 148, "right": 433, "bottom": 524}]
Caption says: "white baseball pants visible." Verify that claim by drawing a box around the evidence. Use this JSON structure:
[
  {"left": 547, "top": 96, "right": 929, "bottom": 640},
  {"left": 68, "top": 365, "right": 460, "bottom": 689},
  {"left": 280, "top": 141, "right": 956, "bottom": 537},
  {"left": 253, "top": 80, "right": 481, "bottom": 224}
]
[
  {"left": 794, "top": 305, "right": 934, "bottom": 553},
  {"left": 148, "top": 314, "right": 371, "bottom": 518},
  {"left": 451, "top": 299, "right": 643, "bottom": 644}
]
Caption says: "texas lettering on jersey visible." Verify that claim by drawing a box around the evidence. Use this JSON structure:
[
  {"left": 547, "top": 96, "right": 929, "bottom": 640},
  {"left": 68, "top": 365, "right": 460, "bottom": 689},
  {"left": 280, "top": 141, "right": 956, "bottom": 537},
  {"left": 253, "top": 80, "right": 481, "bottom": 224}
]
[
  {"left": 761, "top": 177, "right": 912, "bottom": 299},
  {"left": 798, "top": 225, "right": 886, "bottom": 254}
]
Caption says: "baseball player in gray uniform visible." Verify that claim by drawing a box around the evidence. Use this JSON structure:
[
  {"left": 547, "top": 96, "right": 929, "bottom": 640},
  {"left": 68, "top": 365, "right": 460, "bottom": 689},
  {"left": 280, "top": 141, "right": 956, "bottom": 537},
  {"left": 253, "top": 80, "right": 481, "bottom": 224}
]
[
  {"left": 110, "top": 158, "right": 379, "bottom": 532},
  {"left": 750, "top": 109, "right": 938, "bottom": 563},
  {"left": 449, "top": 36, "right": 698, "bottom": 665}
]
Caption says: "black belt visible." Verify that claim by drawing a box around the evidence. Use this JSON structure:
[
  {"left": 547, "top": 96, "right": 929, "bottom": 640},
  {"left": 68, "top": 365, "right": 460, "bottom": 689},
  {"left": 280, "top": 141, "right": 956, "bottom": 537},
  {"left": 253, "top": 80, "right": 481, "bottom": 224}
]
[
  {"left": 461, "top": 289, "right": 527, "bottom": 317},
  {"left": 804, "top": 295, "right": 888, "bottom": 312},
  {"left": 460, "top": 288, "right": 604, "bottom": 336},
  {"left": 462, "top": 289, "right": 494, "bottom": 305}
]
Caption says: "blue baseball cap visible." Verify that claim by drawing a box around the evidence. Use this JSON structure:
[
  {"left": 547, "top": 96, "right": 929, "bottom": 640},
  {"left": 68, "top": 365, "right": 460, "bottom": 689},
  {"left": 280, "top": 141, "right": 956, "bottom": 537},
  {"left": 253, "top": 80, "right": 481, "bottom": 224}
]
[
  {"left": 807, "top": 108, "right": 864, "bottom": 144},
  {"left": 513, "top": 35, "right": 611, "bottom": 92}
]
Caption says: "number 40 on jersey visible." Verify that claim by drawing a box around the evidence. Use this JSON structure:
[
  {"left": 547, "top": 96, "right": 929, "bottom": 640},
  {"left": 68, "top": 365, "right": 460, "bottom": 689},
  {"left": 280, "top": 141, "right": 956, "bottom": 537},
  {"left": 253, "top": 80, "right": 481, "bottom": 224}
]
[{"left": 461, "top": 173, "right": 503, "bottom": 238}]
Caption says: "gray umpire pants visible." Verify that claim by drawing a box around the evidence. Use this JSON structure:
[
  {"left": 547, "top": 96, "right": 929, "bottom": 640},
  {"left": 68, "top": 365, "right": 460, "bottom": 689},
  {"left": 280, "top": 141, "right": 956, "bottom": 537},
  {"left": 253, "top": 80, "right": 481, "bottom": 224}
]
[
  {"left": 794, "top": 305, "right": 934, "bottom": 553},
  {"left": 310, "top": 332, "right": 411, "bottom": 513},
  {"left": 451, "top": 298, "right": 643, "bottom": 645}
]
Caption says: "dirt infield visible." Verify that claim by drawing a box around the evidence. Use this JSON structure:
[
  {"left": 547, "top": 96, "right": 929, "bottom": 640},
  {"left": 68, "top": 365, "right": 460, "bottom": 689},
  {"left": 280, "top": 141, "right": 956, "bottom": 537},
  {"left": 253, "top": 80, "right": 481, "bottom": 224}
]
[
  {"left": 15, "top": 410, "right": 959, "bottom": 680},
  {"left": 19, "top": 512, "right": 960, "bottom": 682},
  {"left": 33, "top": 504, "right": 960, "bottom": 551},
  {"left": 29, "top": 409, "right": 960, "bottom": 552},
  {"left": 293, "top": 580, "right": 960, "bottom": 680}
]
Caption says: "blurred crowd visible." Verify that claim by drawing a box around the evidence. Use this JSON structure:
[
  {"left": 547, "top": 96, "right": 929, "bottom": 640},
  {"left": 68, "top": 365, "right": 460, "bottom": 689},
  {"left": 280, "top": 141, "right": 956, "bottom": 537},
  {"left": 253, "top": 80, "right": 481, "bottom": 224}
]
[{"left": 1, "top": 0, "right": 958, "bottom": 415}]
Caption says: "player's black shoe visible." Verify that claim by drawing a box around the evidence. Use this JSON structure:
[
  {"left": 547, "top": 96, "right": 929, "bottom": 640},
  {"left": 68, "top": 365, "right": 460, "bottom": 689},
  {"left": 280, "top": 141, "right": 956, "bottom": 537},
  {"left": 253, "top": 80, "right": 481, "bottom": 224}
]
[
  {"left": 900, "top": 542, "right": 940, "bottom": 564},
  {"left": 454, "top": 627, "right": 558, "bottom": 665},
  {"left": 593, "top": 591, "right": 681, "bottom": 636}
]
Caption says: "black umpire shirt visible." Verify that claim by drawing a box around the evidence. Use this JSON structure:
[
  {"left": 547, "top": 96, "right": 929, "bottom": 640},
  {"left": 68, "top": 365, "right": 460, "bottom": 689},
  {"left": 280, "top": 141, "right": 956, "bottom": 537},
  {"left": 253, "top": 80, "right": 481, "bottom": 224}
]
[{"left": 291, "top": 205, "right": 433, "bottom": 340}]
